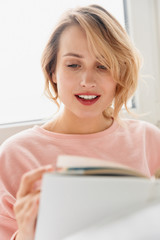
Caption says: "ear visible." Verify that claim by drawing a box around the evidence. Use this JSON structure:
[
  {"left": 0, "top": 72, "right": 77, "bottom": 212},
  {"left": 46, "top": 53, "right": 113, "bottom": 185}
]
[{"left": 52, "top": 73, "right": 57, "bottom": 84}]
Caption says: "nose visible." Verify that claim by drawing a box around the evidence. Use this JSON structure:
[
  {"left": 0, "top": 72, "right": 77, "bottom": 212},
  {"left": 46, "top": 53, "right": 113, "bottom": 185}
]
[{"left": 80, "top": 71, "right": 96, "bottom": 88}]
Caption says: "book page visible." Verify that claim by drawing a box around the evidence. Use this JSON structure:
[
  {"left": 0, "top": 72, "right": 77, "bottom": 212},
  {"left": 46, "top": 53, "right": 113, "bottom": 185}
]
[{"left": 56, "top": 155, "right": 147, "bottom": 178}]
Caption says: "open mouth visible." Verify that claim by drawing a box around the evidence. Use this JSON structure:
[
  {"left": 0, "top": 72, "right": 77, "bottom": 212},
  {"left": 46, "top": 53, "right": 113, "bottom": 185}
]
[{"left": 75, "top": 94, "right": 100, "bottom": 105}]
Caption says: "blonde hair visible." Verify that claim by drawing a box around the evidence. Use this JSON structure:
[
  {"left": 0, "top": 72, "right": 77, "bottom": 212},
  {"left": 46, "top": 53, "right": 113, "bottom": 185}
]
[{"left": 41, "top": 4, "right": 142, "bottom": 120}]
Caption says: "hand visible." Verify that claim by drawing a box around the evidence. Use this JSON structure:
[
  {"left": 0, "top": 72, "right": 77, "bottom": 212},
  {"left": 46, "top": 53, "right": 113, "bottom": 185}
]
[{"left": 14, "top": 165, "right": 54, "bottom": 240}]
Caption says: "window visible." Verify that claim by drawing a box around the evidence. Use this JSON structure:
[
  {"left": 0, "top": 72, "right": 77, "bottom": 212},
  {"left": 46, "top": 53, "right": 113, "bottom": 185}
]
[
  {"left": 0, "top": 0, "right": 125, "bottom": 124},
  {"left": 124, "top": 0, "right": 160, "bottom": 126}
]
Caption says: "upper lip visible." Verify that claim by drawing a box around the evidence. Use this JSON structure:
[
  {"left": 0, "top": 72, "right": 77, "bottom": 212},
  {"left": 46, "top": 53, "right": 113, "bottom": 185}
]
[{"left": 75, "top": 93, "right": 100, "bottom": 96}]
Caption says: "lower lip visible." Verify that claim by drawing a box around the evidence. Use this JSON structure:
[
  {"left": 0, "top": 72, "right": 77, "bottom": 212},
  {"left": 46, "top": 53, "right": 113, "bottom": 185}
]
[{"left": 75, "top": 95, "right": 100, "bottom": 105}]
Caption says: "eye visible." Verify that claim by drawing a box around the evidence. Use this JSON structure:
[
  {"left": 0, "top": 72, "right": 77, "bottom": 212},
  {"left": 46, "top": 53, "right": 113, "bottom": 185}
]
[
  {"left": 67, "top": 64, "right": 80, "bottom": 68},
  {"left": 97, "top": 65, "right": 107, "bottom": 70}
]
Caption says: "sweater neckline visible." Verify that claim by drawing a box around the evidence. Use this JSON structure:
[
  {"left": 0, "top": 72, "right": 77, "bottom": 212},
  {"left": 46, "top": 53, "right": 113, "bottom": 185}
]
[{"left": 33, "top": 119, "right": 119, "bottom": 140}]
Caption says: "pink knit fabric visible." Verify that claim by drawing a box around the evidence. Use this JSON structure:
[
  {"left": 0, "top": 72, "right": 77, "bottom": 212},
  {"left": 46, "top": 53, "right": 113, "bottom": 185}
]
[{"left": 0, "top": 119, "right": 160, "bottom": 239}]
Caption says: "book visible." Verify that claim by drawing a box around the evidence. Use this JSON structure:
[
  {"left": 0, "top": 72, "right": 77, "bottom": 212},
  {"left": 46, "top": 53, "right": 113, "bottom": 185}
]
[
  {"left": 35, "top": 155, "right": 160, "bottom": 240},
  {"left": 56, "top": 155, "right": 160, "bottom": 178},
  {"left": 62, "top": 203, "right": 160, "bottom": 240}
]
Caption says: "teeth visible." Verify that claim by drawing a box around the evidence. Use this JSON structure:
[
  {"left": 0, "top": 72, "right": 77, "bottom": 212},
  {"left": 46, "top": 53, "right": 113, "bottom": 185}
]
[{"left": 78, "top": 95, "right": 98, "bottom": 100}]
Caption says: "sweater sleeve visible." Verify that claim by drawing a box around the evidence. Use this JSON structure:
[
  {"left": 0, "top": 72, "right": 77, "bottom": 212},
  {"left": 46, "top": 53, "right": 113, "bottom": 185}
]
[
  {"left": 0, "top": 215, "right": 18, "bottom": 240},
  {"left": 0, "top": 129, "right": 42, "bottom": 240},
  {"left": 0, "top": 189, "right": 18, "bottom": 240},
  {"left": 0, "top": 140, "right": 19, "bottom": 239},
  {"left": 145, "top": 122, "right": 160, "bottom": 176},
  {"left": 0, "top": 135, "right": 33, "bottom": 240}
]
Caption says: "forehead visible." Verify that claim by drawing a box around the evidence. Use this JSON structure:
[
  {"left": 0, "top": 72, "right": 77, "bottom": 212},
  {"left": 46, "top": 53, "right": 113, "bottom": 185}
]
[
  {"left": 57, "top": 24, "right": 108, "bottom": 65},
  {"left": 58, "top": 25, "right": 89, "bottom": 55}
]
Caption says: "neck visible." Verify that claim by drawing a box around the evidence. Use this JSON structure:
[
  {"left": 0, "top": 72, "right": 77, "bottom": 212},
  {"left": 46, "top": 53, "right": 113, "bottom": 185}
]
[{"left": 43, "top": 110, "right": 113, "bottom": 135}]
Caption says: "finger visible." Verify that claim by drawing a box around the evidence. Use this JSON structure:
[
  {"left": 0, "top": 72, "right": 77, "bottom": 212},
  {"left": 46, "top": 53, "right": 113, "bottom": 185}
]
[
  {"left": 20, "top": 192, "right": 40, "bottom": 220},
  {"left": 24, "top": 195, "right": 40, "bottom": 234},
  {"left": 17, "top": 165, "right": 54, "bottom": 199},
  {"left": 15, "top": 193, "right": 40, "bottom": 236},
  {"left": 14, "top": 190, "right": 40, "bottom": 214}
]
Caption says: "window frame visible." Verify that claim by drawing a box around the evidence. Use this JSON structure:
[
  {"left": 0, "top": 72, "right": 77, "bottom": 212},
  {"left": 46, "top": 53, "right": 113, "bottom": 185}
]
[{"left": 123, "top": 0, "right": 160, "bottom": 126}]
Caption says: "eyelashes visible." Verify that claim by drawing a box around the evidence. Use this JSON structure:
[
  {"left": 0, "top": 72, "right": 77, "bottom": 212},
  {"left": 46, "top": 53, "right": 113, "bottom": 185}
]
[
  {"left": 66, "top": 64, "right": 107, "bottom": 70},
  {"left": 97, "top": 65, "right": 107, "bottom": 70},
  {"left": 67, "top": 64, "right": 80, "bottom": 68}
]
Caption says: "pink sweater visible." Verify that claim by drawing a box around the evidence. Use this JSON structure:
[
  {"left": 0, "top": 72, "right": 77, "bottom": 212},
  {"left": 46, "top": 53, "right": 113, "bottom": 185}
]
[{"left": 0, "top": 119, "right": 160, "bottom": 239}]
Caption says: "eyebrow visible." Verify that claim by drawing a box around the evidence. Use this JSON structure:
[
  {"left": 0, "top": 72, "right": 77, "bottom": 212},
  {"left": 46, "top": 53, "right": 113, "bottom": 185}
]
[{"left": 63, "top": 53, "right": 84, "bottom": 58}]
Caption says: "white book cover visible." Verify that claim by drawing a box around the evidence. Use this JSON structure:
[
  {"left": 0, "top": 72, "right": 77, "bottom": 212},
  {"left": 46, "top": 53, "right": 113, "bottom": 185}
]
[{"left": 35, "top": 173, "right": 160, "bottom": 240}]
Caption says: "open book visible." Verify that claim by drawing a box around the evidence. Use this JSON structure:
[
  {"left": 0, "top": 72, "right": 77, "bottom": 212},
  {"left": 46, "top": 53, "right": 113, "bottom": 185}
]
[
  {"left": 56, "top": 155, "right": 160, "bottom": 178},
  {"left": 35, "top": 155, "right": 160, "bottom": 240}
]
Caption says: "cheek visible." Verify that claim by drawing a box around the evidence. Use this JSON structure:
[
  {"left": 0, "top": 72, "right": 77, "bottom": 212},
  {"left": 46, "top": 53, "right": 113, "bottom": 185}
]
[
  {"left": 58, "top": 78, "right": 72, "bottom": 91},
  {"left": 56, "top": 76, "right": 74, "bottom": 101},
  {"left": 57, "top": 70, "right": 77, "bottom": 90},
  {"left": 112, "top": 83, "right": 117, "bottom": 95},
  {"left": 109, "top": 77, "right": 117, "bottom": 92},
  {"left": 103, "top": 78, "right": 117, "bottom": 95}
]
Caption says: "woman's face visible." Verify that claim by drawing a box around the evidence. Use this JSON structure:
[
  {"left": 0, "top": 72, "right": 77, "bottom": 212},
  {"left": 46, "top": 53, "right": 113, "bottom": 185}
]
[{"left": 52, "top": 25, "right": 117, "bottom": 120}]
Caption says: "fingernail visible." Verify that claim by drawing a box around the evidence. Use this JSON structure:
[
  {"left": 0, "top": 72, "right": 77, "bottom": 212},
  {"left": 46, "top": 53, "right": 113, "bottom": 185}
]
[{"left": 44, "top": 165, "right": 54, "bottom": 170}]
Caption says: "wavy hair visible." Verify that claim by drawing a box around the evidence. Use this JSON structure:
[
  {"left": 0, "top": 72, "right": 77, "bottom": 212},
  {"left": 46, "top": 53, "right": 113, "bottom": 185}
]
[{"left": 41, "top": 4, "right": 142, "bottom": 120}]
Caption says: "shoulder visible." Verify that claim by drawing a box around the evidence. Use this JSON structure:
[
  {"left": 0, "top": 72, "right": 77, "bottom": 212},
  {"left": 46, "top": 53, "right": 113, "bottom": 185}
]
[
  {"left": 121, "top": 118, "right": 160, "bottom": 132},
  {"left": 0, "top": 126, "right": 44, "bottom": 193},
  {"left": 0, "top": 126, "right": 42, "bottom": 170},
  {"left": 0, "top": 126, "right": 38, "bottom": 152},
  {"left": 119, "top": 118, "right": 160, "bottom": 140},
  {"left": 0, "top": 127, "right": 37, "bottom": 196}
]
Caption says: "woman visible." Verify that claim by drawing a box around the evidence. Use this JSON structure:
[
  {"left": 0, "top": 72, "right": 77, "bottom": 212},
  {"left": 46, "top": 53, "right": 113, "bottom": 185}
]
[{"left": 0, "top": 5, "right": 160, "bottom": 240}]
